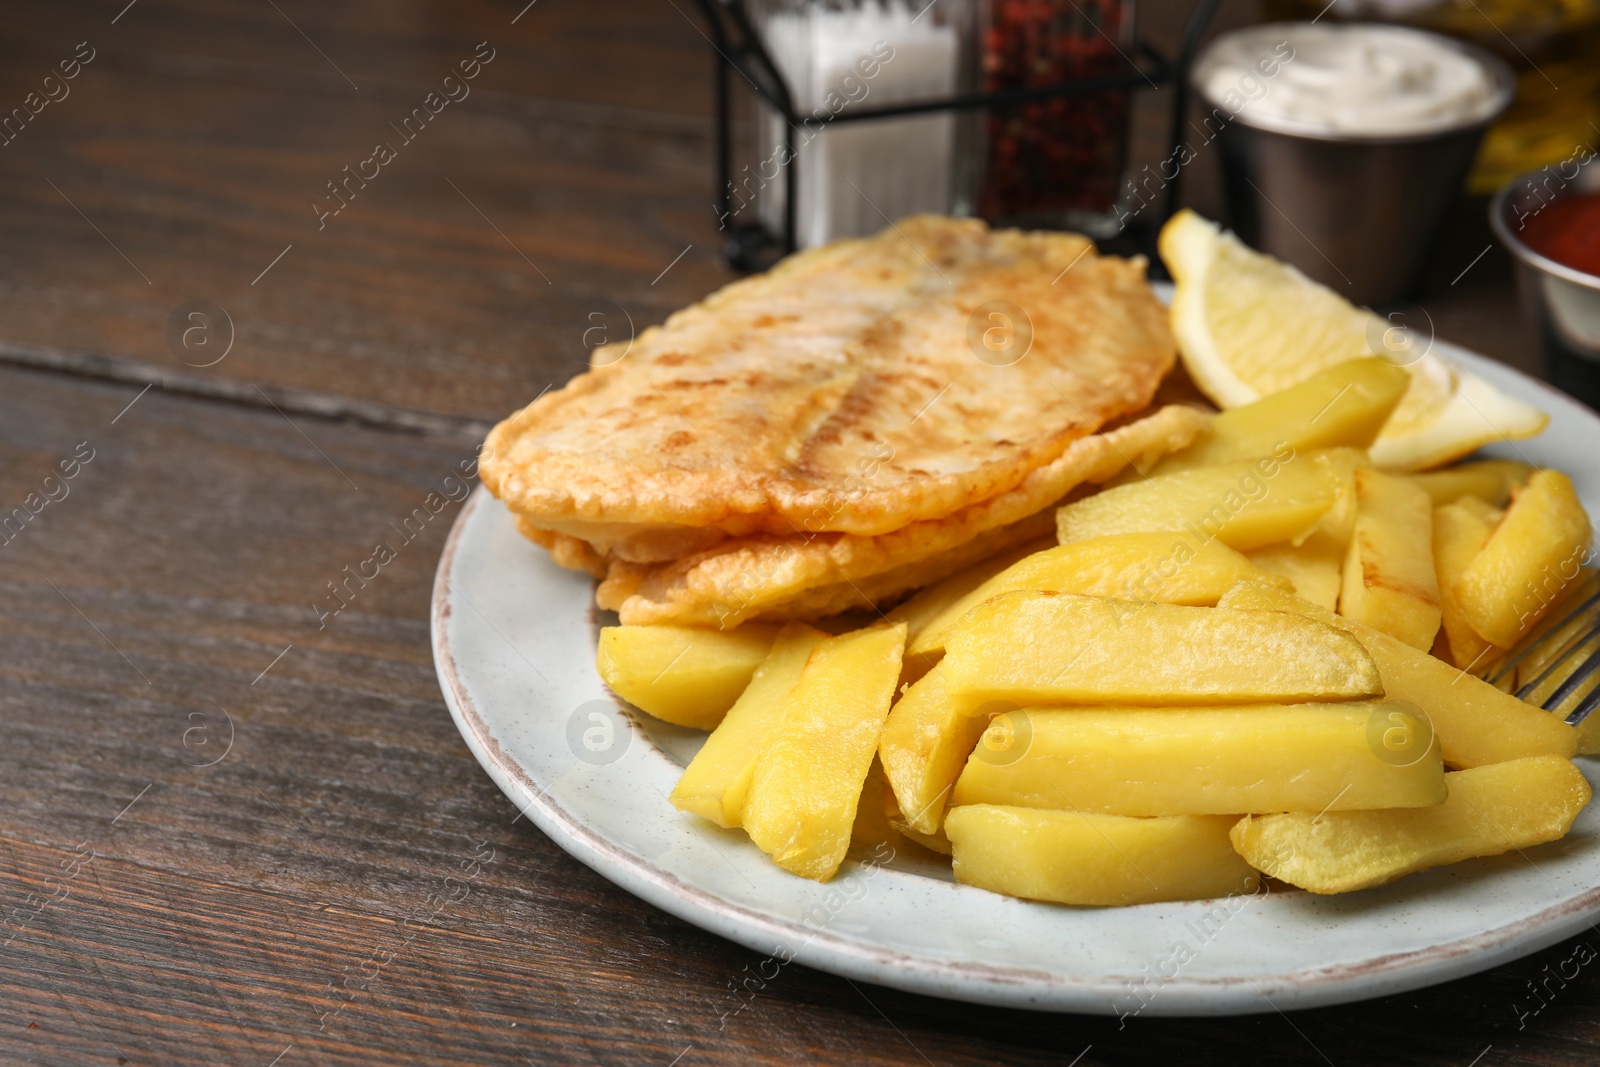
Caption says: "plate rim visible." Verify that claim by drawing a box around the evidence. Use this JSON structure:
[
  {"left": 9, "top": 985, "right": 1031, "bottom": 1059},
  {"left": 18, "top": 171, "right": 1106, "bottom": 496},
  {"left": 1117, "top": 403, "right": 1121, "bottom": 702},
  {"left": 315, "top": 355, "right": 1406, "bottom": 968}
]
[{"left": 432, "top": 344, "right": 1600, "bottom": 1016}]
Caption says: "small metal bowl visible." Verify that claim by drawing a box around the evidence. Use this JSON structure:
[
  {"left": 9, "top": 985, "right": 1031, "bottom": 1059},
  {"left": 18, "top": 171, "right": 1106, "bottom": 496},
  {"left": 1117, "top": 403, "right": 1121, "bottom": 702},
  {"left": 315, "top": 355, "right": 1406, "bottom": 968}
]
[
  {"left": 1491, "top": 155, "right": 1600, "bottom": 409},
  {"left": 1192, "top": 23, "right": 1515, "bottom": 306}
]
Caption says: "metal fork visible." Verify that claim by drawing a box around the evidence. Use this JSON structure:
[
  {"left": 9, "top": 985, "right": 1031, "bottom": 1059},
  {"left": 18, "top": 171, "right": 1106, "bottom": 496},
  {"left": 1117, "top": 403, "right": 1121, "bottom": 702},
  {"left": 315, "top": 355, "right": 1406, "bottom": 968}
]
[{"left": 1481, "top": 570, "right": 1600, "bottom": 726}]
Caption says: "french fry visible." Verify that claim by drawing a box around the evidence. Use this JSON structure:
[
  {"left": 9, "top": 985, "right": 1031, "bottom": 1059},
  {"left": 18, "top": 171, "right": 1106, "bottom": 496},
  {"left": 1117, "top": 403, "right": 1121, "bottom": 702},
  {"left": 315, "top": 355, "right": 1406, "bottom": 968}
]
[
  {"left": 878, "top": 665, "right": 989, "bottom": 835},
  {"left": 1231, "top": 756, "right": 1590, "bottom": 893},
  {"left": 1303, "top": 447, "right": 1370, "bottom": 553},
  {"left": 849, "top": 758, "right": 902, "bottom": 849},
  {"left": 947, "top": 805, "right": 1258, "bottom": 906},
  {"left": 1245, "top": 543, "right": 1342, "bottom": 610},
  {"left": 669, "top": 622, "right": 829, "bottom": 827},
  {"left": 885, "top": 538, "right": 1054, "bottom": 646},
  {"left": 742, "top": 623, "right": 906, "bottom": 881},
  {"left": 1411, "top": 459, "right": 1533, "bottom": 508},
  {"left": 952, "top": 704, "right": 1445, "bottom": 817},
  {"left": 942, "top": 591, "right": 1381, "bottom": 707},
  {"left": 1454, "top": 493, "right": 1505, "bottom": 527},
  {"left": 1432, "top": 502, "right": 1502, "bottom": 670},
  {"left": 1150, "top": 358, "right": 1408, "bottom": 476},
  {"left": 1456, "top": 470, "right": 1593, "bottom": 649},
  {"left": 1339, "top": 469, "right": 1441, "bottom": 651},
  {"left": 1217, "top": 581, "right": 1577, "bottom": 766},
  {"left": 596, "top": 623, "right": 781, "bottom": 729},
  {"left": 1056, "top": 452, "right": 1335, "bottom": 551},
  {"left": 908, "top": 533, "right": 1290, "bottom": 660},
  {"left": 883, "top": 786, "right": 953, "bottom": 855}
]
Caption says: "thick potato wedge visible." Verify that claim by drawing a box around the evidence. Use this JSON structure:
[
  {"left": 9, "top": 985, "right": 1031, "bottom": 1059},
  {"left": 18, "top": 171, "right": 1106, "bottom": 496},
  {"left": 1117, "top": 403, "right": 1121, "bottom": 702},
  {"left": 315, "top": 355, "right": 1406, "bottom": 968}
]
[
  {"left": 883, "top": 786, "right": 953, "bottom": 855},
  {"left": 850, "top": 758, "right": 901, "bottom": 848},
  {"left": 942, "top": 591, "right": 1381, "bottom": 707},
  {"left": 1411, "top": 459, "right": 1533, "bottom": 508},
  {"left": 885, "top": 538, "right": 1054, "bottom": 646},
  {"left": 952, "top": 704, "right": 1445, "bottom": 817},
  {"left": 1246, "top": 543, "right": 1342, "bottom": 610},
  {"left": 1056, "top": 451, "right": 1335, "bottom": 552},
  {"left": 1303, "top": 447, "right": 1370, "bottom": 553},
  {"left": 1454, "top": 493, "right": 1505, "bottom": 527},
  {"left": 909, "top": 533, "right": 1290, "bottom": 659},
  {"left": 596, "top": 623, "right": 781, "bottom": 729},
  {"left": 1232, "top": 756, "right": 1590, "bottom": 893},
  {"left": 1457, "top": 470, "right": 1593, "bottom": 649},
  {"left": 742, "top": 623, "right": 906, "bottom": 881},
  {"left": 1151, "top": 358, "right": 1408, "bottom": 476},
  {"left": 947, "top": 805, "right": 1258, "bottom": 906},
  {"left": 1433, "top": 502, "right": 1502, "bottom": 670},
  {"left": 1340, "top": 469, "right": 1441, "bottom": 651},
  {"left": 878, "top": 665, "right": 990, "bottom": 835},
  {"left": 1218, "top": 581, "right": 1577, "bottom": 765},
  {"left": 669, "top": 623, "right": 829, "bottom": 827}
]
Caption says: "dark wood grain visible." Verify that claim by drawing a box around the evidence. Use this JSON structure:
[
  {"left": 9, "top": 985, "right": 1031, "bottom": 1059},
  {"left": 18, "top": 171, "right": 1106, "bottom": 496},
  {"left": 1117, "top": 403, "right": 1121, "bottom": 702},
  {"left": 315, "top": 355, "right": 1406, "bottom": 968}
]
[
  {"left": 0, "top": 0, "right": 1590, "bottom": 1063},
  {"left": 0, "top": 0, "right": 731, "bottom": 423}
]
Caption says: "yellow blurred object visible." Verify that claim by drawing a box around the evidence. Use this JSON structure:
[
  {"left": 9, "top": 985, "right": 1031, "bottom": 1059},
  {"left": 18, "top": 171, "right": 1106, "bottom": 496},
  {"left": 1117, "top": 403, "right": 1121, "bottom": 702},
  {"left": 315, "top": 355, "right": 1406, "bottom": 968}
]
[{"left": 1411, "top": 460, "right": 1532, "bottom": 508}]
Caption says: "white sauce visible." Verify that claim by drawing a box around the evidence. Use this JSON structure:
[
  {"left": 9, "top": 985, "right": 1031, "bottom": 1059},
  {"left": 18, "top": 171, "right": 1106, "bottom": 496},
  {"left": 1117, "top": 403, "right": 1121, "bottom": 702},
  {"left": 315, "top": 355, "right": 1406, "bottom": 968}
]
[{"left": 1195, "top": 23, "right": 1502, "bottom": 137}]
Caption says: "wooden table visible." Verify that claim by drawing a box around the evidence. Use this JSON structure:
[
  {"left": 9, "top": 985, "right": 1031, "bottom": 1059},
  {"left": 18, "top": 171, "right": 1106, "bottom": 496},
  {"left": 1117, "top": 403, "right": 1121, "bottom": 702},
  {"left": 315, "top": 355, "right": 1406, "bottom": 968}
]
[{"left": 1, "top": 2, "right": 1587, "bottom": 1064}]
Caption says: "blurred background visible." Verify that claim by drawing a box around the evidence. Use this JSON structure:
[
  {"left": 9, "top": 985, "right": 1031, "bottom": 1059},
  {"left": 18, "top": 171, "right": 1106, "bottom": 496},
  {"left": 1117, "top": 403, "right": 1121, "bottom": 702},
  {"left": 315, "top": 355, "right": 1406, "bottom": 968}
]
[{"left": 1, "top": 0, "right": 1583, "bottom": 429}]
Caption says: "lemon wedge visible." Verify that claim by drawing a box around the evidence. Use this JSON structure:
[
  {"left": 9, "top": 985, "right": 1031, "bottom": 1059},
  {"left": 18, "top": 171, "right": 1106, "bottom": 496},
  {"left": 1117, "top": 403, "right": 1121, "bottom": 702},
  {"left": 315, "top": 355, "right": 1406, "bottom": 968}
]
[{"left": 1160, "top": 209, "right": 1548, "bottom": 471}]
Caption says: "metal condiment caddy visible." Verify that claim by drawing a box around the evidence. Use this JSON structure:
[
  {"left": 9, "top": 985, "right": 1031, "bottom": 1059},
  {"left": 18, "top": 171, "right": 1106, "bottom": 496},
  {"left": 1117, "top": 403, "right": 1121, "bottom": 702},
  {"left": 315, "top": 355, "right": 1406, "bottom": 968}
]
[{"left": 692, "top": 0, "right": 1222, "bottom": 271}]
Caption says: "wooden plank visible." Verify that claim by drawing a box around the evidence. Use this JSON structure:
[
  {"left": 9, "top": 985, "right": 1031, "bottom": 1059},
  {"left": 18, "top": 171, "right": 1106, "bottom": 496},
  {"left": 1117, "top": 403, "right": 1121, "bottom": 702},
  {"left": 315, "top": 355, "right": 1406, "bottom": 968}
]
[
  {"left": 0, "top": 0, "right": 733, "bottom": 423},
  {"left": 2, "top": 0, "right": 714, "bottom": 118}
]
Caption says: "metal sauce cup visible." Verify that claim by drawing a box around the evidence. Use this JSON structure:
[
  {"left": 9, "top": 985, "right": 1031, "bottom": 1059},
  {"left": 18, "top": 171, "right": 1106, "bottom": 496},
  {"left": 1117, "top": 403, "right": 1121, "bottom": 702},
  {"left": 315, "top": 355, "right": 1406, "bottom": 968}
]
[
  {"left": 1491, "top": 152, "right": 1600, "bottom": 409},
  {"left": 1192, "top": 23, "right": 1515, "bottom": 306}
]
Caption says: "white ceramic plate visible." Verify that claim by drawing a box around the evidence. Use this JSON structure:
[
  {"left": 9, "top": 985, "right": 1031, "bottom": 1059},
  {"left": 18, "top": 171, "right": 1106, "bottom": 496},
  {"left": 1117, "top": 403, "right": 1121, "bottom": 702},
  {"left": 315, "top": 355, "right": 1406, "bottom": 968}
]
[{"left": 432, "top": 338, "right": 1600, "bottom": 1016}]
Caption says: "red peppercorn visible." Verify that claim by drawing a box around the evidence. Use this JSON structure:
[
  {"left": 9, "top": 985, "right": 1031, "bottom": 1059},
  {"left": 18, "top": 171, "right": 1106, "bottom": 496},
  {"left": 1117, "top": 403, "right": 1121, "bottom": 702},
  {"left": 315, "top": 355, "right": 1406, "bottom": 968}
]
[{"left": 976, "top": 0, "right": 1130, "bottom": 220}]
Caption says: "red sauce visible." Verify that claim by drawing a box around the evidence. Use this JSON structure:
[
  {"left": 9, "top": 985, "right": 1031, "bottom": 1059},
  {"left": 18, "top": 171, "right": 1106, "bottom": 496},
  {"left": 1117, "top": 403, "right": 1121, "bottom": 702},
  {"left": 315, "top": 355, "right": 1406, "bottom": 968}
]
[{"left": 1521, "top": 191, "right": 1600, "bottom": 278}]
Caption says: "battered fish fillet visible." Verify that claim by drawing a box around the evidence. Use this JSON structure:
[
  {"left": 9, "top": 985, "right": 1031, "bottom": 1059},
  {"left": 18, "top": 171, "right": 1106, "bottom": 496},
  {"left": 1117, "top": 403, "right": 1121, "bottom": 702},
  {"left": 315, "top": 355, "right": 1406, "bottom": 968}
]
[
  {"left": 482, "top": 216, "right": 1175, "bottom": 563},
  {"left": 594, "top": 405, "right": 1207, "bottom": 627}
]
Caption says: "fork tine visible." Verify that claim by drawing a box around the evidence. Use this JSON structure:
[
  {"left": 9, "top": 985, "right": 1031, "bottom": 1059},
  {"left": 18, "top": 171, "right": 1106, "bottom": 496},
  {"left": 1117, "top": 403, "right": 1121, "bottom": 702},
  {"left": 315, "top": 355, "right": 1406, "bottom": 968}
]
[
  {"left": 1540, "top": 637, "right": 1600, "bottom": 714},
  {"left": 1487, "top": 588, "right": 1600, "bottom": 686},
  {"left": 1515, "top": 626, "right": 1600, "bottom": 701},
  {"left": 1563, "top": 680, "right": 1600, "bottom": 727}
]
